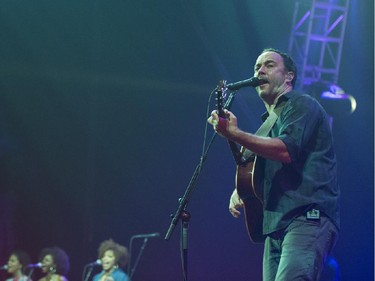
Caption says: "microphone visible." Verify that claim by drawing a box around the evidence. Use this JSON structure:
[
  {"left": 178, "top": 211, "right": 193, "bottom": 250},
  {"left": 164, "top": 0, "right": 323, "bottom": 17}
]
[
  {"left": 86, "top": 259, "right": 102, "bottom": 267},
  {"left": 132, "top": 232, "right": 160, "bottom": 239},
  {"left": 1, "top": 265, "right": 8, "bottom": 270},
  {"left": 226, "top": 77, "right": 267, "bottom": 91},
  {"left": 27, "top": 262, "right": 42, "bottom": 268}
]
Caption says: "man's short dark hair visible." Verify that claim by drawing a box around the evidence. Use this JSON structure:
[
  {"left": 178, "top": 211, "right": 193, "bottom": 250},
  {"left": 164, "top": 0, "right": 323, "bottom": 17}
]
[{"left": 262, "top": 48, "right": 298, "bottom": 87}]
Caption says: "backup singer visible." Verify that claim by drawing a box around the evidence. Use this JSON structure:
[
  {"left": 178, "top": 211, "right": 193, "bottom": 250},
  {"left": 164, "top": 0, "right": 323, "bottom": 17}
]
[
  {"left": 37, "top": 247, "right": 69, "bottom": 281},
  {"left": 4, "top": 250, "right": 31, "bottom": 281},
  {"left": 92, "top": 239, "right": 129, "bottom": 281}
]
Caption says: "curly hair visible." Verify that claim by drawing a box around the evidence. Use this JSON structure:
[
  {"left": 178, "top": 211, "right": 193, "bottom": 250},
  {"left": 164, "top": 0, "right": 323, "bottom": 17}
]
[
  {"left": 38, "top": 246, "right": 70, "bottom": 275},
  {"left": 97, "top": 239, "right": 129, "bottom": 268},
  {"left": 10, "top": 250, "right": 31, "bottom": 273}
]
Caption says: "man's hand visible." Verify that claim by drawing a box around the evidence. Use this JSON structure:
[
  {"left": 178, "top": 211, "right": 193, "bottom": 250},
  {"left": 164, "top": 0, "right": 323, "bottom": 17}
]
[
  {"left": 207, "top": 109, "right": 239, "bottom": 140},
  {"left": 229, "top": 189, "right": 243, "bottom": 218},
  {"left": 207, "top": 110, "right": 221, "bottom": 127}
]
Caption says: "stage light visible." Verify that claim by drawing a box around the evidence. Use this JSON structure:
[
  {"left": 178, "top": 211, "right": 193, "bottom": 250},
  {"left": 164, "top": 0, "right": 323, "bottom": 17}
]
[{"left": 305, "top": 81, "right": 357, "bottom": 117}]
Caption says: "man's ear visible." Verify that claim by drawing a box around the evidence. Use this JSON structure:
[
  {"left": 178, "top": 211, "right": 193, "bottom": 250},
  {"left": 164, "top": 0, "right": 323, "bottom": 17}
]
[{"left": 286, "top": 72, "right": 294, "bottom": 82}]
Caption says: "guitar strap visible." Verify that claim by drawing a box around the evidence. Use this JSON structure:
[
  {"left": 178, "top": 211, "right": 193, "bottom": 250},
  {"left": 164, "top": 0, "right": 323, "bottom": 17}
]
[{"left": 240, "top": 99, "right": 287, "bottom": 163}]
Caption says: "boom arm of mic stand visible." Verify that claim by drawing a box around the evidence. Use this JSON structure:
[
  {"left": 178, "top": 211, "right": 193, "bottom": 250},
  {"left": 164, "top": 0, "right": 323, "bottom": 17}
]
[
  {"left": 164, "top": 90, "right": 237, "bottom": 281},
  {"left": 164, "top": 152, "right": 209, "bottom": 241},
  {"left": 164, "top": 91, "right": 237, "bottom": 241}
]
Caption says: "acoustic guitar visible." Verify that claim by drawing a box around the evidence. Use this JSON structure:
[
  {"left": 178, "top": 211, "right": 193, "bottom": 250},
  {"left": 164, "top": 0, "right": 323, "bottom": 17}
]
[{"left": 215, "top": 81, "right": 265, "bottom": 243}]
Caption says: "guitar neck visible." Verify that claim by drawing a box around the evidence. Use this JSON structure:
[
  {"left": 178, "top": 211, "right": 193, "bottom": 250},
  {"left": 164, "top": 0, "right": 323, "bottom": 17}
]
[
  {"left": 227, "top": 140, "right": 243, "bottom": 165},
  {"left": 215, "top": 81, "right": 243, "bottom": 165}
]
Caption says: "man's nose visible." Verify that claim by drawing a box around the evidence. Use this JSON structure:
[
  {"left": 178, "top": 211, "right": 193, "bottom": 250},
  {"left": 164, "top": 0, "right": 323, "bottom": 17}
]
[{"left": 257, "top": 66, "right": 266, "bottom": 75}]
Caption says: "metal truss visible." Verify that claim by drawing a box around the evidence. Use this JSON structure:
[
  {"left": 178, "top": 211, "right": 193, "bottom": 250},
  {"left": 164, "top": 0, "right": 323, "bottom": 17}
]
[{"left": 288, "top": 0, "right": 350, "bottom": 90}]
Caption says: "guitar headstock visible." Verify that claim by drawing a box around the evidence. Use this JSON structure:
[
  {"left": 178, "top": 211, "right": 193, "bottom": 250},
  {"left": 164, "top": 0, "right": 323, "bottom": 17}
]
[{"left": 215, "top": 80, "right": 228, "bottom": 118}]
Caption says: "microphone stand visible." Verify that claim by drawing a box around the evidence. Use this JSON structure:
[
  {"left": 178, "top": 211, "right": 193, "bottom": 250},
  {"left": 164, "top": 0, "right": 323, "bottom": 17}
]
[
  {"left": 82, "top": 265, "right": 95, "bottom": 281},
  {"left": 164, "top": 91, "right": 237, "bottom": 281},
  {"left": 27, "top": 268, "right": 35, "bottom": 281},
  {"left": 128, "top": 237, "right": 150, "bottom": 280}
]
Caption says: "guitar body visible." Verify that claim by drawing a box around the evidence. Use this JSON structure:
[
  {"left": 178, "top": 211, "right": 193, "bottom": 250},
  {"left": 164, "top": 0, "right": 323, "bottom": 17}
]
[
  {"left": 215, "top": 80, "right": 265, "bottom": 243},
  {"left": 235, "top": 152, "right": 265, "bottom": 243}
]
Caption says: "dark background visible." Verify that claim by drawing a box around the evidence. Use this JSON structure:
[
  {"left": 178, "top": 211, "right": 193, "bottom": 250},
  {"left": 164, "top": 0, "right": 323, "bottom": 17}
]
[{"left": 0, "top": 1, "right": 373, "bottom": 280}]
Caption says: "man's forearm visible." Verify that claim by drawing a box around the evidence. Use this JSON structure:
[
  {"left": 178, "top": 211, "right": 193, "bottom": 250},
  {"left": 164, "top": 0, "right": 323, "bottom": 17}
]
[{"left": 230, "top": 129, "right": 291, "bottom": 163}]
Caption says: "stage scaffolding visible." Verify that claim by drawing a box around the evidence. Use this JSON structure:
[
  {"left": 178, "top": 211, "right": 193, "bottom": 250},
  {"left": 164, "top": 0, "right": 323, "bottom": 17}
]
[{"left": 288, "top": 0, "right": 350, "bottom": 90}]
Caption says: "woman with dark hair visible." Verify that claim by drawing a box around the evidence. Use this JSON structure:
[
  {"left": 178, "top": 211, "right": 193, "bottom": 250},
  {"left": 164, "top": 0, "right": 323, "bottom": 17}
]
[
  {"left": 37, "top": 247, "right": 69, "bottom": 281},
  {"left": 5, "top": 250, "right": 31, "bottom": 281},
  {"left": 92, "top": 239, "right": 129, "bottom": 281}
]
